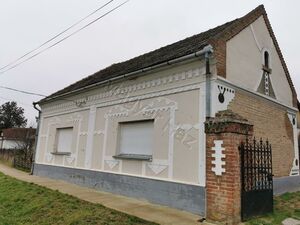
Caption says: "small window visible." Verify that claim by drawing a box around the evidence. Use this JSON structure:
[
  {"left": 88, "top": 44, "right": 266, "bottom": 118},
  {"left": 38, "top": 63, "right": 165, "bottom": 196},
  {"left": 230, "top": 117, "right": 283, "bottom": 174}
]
[
  {"left": 55, "top": 127, "right": 73, "bottom": 154},
  {"left": 116, "top": 120, "right": 154, "bottom": 160},
  {"left": 264, "top": 51, "right": 269, "bottom": 68}
]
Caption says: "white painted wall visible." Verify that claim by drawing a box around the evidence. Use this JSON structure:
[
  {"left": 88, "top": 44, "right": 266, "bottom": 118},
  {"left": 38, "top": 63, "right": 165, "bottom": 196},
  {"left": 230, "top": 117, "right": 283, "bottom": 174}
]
[
  {"left": 226, "top": 16, "right": 294, "bottom": 107},
  {"left": 35, "top": 59, "right": 214, "bottom": 186}
]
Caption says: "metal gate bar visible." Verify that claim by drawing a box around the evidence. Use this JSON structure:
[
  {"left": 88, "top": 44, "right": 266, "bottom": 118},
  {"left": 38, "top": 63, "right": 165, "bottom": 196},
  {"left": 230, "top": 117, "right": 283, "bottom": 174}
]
[{"left": 240, "top": 137, "right": 273, "bottom": 221}]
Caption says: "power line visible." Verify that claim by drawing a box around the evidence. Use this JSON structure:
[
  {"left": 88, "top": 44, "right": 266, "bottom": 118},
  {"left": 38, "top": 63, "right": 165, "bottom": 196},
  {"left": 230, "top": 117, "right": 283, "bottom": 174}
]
[
  {"left": 0, "top": 96, "right": 33, "bottom": 107},
  {"left": 0, "top": 0, "right": 115, "bottom": 72},
  {"left": 0, "top": 86, "right": 46, "bottom": 97},
  {"left": 0, "top": 85, "right": 87, "bottom": 107},
  {"left": 0, "top": 85, "right": 79, "bottom": 108},
  {"left": 0, "top": 0, "right": 130, "bottom": 75}
]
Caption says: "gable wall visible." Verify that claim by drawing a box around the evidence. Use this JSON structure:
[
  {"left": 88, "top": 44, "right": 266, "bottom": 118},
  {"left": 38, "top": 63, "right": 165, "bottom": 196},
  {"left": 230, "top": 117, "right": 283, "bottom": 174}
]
[
  {"left": 226, "top": 16, "right": 293, "bottom": 107},
  {"left": 225, "top": 16, "right": 300, "bottom": 176}
]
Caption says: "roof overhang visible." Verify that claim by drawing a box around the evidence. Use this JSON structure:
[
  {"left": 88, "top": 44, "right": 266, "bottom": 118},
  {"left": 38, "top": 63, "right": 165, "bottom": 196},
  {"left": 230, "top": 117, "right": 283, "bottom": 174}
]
[{"left": 38, "top": 45, "right": 214, "bottom": 105}]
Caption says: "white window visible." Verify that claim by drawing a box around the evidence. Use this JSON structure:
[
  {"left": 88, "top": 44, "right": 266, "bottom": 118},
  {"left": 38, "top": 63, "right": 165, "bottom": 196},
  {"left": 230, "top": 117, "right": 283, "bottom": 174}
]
[
  {"left": 118, "top": 120, "right": 154, "bottom": 158},
  {"left": 55, "top": 127, "right": 73, "bottom": 153}
]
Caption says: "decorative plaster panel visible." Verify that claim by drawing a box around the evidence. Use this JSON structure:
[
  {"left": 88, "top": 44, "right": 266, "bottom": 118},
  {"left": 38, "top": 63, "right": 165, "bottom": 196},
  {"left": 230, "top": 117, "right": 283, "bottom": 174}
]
[
  {"left": 45, "top": 153, "right": 53, "bottom": 163},
  {"left": 287, "top": 112, "right": 300, "bottom": 176},
  {"left": 93, "top": 130, "right": 105, "bottom": 135},
  {"left": 65, "top": 155, "right": 75, "bottom": 165},
  {"left": 211, "top": 82, "right": 235, "bottom": 117},
  {"left": 105, "top": 160, "right": 120, "bottom": 169},
  {"left": 42, "top": 67, "right": 205, "bottom": 115},
  {"left": 211, "top": 140, "right": 226, "bottom": 176},
  {"left": 147, "top": 163, "right": 168, "bottom": 175}
]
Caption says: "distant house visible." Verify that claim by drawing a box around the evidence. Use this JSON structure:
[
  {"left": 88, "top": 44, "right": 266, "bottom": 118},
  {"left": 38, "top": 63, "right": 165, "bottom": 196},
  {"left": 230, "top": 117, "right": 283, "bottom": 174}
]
[
  {"left": 33, "top": 5, "right": 299, "bottom": 218},
  {"left": 0, "top": 128, "right": 36, "bottom": 150}
]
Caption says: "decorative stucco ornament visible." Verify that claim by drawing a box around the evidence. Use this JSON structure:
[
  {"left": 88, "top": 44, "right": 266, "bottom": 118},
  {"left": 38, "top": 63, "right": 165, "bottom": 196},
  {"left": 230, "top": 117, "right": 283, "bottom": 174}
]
[
  {"left": 105, "top": 160, "right": 120, "bottom": 169},
  {"left": 65, "top": 156, "right": 75, "bottom": 165},
  {"left": 147, "top": 163, "right": 168, "bottom": 175},
  {"left": 211, "top": 140, "right": 226, "bottom": 176},
  {"left": 46, "top": 153, "right": 53, "bottom": 163},
  {"left": 211, "top": 83, "right": 235, "bottom": 117}
]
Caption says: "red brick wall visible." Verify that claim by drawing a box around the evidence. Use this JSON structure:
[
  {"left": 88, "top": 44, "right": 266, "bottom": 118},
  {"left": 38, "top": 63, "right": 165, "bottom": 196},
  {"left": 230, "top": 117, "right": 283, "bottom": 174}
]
[
  {"left": 228, "top": 90, "right": 294, "bottom": 177},
  {"left": 205, "top": 110, "right": 253, "bottom": 224}
]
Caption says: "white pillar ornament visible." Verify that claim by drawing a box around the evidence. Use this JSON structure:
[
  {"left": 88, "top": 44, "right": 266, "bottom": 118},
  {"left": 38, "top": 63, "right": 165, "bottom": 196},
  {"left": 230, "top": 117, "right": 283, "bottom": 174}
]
[{"left": 211, "top": 140, "right": 226, "bottom": 176}]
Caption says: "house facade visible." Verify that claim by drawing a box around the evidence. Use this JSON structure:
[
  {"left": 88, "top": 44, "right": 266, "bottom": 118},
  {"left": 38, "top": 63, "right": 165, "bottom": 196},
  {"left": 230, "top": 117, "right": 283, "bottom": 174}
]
[
  {"left": 33, "top": 5, "right": 299, "bottom": 219},
  {"left": 297, "top": 101, "right": 300, "bottom": 155}
]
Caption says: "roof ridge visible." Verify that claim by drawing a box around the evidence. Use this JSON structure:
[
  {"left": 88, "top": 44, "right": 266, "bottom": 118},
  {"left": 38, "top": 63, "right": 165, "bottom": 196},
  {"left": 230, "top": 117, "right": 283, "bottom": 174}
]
[{"left": 209, "top": 4, "right": 265, "bottom": 42}]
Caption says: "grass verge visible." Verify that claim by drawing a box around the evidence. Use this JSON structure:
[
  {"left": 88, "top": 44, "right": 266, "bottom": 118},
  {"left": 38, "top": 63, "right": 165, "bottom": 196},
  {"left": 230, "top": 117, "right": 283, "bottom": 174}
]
[
  {"left": 246, "top": 192, "right": 300, "bottom": 225},
  {"left": 0, "top": 172, "right": 157, "bottom": 225}
]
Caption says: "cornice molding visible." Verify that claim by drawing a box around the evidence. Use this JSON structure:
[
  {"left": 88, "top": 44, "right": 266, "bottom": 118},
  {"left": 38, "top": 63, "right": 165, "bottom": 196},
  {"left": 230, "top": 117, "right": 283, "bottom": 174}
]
[{"left": 42, "top": 67, "right": 205, "bottom": 116}]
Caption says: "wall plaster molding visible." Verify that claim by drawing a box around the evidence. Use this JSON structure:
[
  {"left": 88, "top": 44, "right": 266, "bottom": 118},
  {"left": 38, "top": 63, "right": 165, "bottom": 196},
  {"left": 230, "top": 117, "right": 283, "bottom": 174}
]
[
  {"left": 211, "top": 81, "right": 235, "bottom": 117},
  {"left": 287, "top": 112, "right": 300, "bottom": 176},
  {"left": 147, "top": 163, "right": 168, "bottom": 175},
  {"left": 211, "top": 140, "right": 226, "bottom": 176},
  {"left": 100, "top": 96, "right": 178, "bottom": 179},
  {"left": 42, "top": 67, "right": 205, "bottom": 115},
  {"left": 93, "top": 130, "right": 105, "bottom": 136},
  {"left": 41, "top": 113, "right": 84, "bottom": 167},
  {"left": 104, "top": 159, "right": 120, "bottom": 169},
  {"left": 65, "top": 155, "right": 76, "bottom": 165},
  {"left": 45, "top": 153, "right": 53, "bottom": 163}
]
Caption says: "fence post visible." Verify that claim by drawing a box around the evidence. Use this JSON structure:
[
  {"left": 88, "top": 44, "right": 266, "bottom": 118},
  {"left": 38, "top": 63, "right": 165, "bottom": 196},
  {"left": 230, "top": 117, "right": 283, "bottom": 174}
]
[{"left": 205, "top": 110, "right": 253, "bottom": 224}]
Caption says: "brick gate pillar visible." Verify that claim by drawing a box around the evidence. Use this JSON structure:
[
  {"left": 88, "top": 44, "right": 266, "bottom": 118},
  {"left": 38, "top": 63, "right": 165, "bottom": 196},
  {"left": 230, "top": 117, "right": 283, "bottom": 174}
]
[{"left": 205, "top": 110, "right": 253, "bottom": 224}]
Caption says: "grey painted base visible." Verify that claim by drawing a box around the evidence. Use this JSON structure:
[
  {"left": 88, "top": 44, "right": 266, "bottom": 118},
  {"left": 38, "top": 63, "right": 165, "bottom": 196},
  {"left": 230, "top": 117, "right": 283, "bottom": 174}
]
[
  {"left": 33, "top": 163, "right": 205, "bottom": 215},
  {"left": 274, "top": 175, "right": 300, "bottom": 195}
]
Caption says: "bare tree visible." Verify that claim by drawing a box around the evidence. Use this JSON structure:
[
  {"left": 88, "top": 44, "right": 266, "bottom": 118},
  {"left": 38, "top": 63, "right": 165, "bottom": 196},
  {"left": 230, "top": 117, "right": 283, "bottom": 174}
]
[{"left": 12, "top": 128, "right": 36, "bottom": 164}]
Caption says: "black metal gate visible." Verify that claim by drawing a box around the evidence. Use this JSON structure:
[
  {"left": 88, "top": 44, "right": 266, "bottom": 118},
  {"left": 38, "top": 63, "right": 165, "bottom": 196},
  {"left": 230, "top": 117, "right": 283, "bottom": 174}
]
[{"left": 240, "top": 137, "right": 273, "bottom": 221}]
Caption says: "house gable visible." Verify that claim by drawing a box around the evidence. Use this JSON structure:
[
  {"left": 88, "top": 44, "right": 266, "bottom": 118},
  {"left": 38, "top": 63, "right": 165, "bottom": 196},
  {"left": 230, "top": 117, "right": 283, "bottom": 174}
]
[{"left": 226, "top": 15, "right": 294, "bottom": 107}]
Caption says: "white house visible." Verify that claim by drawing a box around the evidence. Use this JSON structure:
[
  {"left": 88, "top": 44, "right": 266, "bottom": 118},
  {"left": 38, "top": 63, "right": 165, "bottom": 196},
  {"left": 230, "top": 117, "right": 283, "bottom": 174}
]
[{"left": 33, "top": 5, "right": 299, "bottom": 218}]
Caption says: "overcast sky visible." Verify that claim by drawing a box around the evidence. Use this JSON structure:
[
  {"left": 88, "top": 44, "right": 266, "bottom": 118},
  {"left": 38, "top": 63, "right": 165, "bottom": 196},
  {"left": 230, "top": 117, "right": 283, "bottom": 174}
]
[{"left": 0, "top": 0, "right": 299, "bottom": 126}]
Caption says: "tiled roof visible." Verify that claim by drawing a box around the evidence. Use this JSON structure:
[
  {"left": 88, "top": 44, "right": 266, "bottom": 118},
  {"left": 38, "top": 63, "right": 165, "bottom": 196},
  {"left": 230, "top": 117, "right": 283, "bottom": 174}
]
[
  {"left": 40, "top": 5, "right": 297, "bottom": 107},
  {"left": 43, "top": 19, "right": 238, "bottom": 101}
]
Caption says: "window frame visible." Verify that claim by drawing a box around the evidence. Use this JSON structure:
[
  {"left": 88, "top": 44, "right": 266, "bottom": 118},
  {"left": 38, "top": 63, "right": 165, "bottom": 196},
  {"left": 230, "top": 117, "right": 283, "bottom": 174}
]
[
  {"left": 52, "top": 127, "right": 73, "bottom": 156},
  {"left": 114, "top": 119, "right": 154, "bottom": 161}
]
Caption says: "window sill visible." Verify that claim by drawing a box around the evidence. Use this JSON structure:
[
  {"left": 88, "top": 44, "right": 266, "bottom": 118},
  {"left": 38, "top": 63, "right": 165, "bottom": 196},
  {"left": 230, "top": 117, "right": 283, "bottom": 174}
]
[
  {"left": 51, "top": 152, "right": 71, "bottom": 156},
  {"left": 113, "top": 154, "right": 152, "bottom": 161}
]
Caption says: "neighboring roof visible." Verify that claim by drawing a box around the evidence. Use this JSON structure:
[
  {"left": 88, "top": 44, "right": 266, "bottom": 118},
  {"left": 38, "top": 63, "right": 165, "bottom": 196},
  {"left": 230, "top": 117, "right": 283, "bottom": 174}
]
[
  {"left": 41, "top": 5, "right": 298, "bottom": 107},
  {"left": 0, "top": 128, "right": 36, "bottom": 140}
]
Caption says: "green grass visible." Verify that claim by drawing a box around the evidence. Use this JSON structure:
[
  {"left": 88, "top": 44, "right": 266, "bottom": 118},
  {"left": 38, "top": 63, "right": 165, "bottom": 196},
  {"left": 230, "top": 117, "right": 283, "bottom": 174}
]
[
  {"left": 246, "top": 192, "right": 300, "bottom": 225},
  {"left": 0, "top": 172, "right": 157, "bottom": 225}
]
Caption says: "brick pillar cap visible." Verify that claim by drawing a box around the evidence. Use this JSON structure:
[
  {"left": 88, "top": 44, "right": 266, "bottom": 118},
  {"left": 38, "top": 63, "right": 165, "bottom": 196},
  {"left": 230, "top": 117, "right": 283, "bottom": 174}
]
[{"left": 205, "top": 110, "right": 253, "bottom": 134}]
